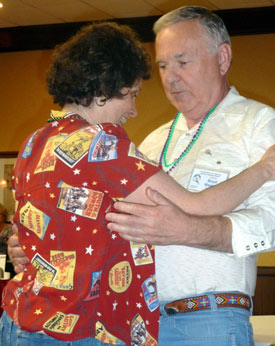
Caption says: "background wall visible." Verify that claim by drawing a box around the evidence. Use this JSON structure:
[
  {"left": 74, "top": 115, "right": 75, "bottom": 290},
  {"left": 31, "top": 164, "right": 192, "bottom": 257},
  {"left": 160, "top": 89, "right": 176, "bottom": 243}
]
[{"left": 0, "top": 33, "right": 274, "bottom": 264}]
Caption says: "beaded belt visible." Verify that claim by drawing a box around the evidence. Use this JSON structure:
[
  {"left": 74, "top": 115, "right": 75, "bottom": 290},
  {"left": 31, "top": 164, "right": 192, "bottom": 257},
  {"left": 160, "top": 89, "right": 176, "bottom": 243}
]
[{"left": 164, "top": 293, "right": 251, "bottom": 315}]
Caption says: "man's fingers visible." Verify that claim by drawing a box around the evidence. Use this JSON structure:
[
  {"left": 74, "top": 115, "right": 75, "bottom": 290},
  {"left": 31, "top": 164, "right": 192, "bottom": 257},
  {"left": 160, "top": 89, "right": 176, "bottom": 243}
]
[
  {"left": 9, "top": 249, "right": 29, "bottom": 264},
  {"left": 106, "top": 214, "right": 143, "bottom": 233},
  {"left": 12, "top": 255, "right": 29, "bottom": 265},
  {"left": 106, "top": 211, "right": 138, "bottom": 224},
  {"left": 12, "top": 223, "right": 18, "bottom": 236},
  {"left": 8, "top": 233, "right": 20, "bottom": 248},
  {"left": 7, "top": 232, "right": 30, "bottom": 274},
  {"left": 111, "top": 200, "right": 148, "bottom": 215},
  {"left": 14, "top": 264, "right": 26, "bottom": 274}
]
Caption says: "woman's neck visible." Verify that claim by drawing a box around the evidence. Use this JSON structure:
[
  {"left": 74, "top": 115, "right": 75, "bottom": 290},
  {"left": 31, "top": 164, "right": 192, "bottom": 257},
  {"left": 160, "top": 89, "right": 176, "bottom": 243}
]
[{"left": 62, "top": 104, "right": 96, "bottom": 125}]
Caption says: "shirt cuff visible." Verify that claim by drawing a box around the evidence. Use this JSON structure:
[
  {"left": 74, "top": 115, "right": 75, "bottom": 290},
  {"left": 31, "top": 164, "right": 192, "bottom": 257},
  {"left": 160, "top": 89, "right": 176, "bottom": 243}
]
[{"left": 225, "top": 212, "right": 271, "bottom": 257}]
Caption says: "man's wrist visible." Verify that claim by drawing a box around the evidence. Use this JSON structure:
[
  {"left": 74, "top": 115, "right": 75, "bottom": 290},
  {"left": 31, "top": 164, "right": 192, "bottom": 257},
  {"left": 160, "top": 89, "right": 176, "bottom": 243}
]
[{"left": 178, "top": 214, "right": 233, "bottom": 253}]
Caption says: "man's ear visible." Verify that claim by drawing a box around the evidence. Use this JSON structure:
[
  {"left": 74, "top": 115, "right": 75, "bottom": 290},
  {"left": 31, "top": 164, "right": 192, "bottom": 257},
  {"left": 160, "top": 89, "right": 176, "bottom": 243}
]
[{"left": 218, "top": 43, "right": 232, "bottom": 75}]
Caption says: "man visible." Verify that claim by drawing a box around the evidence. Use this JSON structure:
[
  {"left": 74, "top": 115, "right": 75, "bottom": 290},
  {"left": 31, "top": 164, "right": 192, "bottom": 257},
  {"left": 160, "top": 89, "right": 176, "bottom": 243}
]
[
  {"left": 106, "top": 6, "right": 275, "bottom": 346},
  {"left": 7, "top": 6, "right": 275, "bottom": 346}
]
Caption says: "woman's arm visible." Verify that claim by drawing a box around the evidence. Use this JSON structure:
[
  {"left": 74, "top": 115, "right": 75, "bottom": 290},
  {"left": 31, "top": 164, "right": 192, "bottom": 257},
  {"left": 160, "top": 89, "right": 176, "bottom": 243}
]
[{"left": 125, "top": 145, "right": 275, "bottom": 215}]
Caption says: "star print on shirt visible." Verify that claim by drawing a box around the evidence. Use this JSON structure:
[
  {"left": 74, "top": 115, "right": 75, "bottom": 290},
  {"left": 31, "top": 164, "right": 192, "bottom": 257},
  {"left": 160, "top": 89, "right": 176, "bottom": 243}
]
[
  {"left": 113, "top": 300, "right": 118, "bottom": 311},
  {"left": 34, "top": 308, "right": 42, "bottom": 315},
  {"left": 136, "top": 302, "right": 142, "bottom": 309},
  {"left": 97, "top": 312, "right": 102, "bottom": 317},
  {"left": 120, "top": 178, "right": 128, "bottom": 185},
  {"left": 60, "top": 296, "right": 67, "bottom": 301},
  {"left": 45, "top": 182, "right": 50, "bottom": 188},
  {"left": 82, "top": 182, "right": 88, "bottom": 187},
  {"left": 51, "top": 121, "right": 59, "bottom": 127},
  {"left": 111, "top": 233, "right": 117, "bottom": 240},
  {"left": 26, "top": 173, "right": 30, "bottom": 182},
  {"left": 49, "top": 193, "right": 55, "bottom": 199},
  {"left": 92, "top": 181, "right": 97, "bottom": 186},
  {"left": 136, "top": 161, "right": 145, "bottom": 171},
  {"left": 85, "top": 244, "right": 94, "bottom": 255},
  {"left": 31, "top": 245, "right": 36, "bottom": 251},
  {"left": 73, "top": 169, "right": 80, "bottom": 175},
  {"left": 71, "top": 215, "right": 77, "bottom": 222},
  {"left": 92, "top": 229, "right": 98, "bottom": 234},
  {"left": 76, "top": 226, "right": 81, "bottom": 231},
  {"left": 50, "top": 233, "right": 56, "bottom": 240}
]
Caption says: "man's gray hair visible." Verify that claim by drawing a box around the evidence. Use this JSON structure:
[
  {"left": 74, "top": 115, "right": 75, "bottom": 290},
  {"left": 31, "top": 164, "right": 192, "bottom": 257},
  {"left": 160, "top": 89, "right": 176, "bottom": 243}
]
[{"left": 153, "top": 6, "right": 231, "bottom": 52}]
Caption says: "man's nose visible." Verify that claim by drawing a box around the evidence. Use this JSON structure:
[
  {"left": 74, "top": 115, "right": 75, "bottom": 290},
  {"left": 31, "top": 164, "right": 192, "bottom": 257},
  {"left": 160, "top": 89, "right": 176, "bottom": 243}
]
[{"left": 164, "top": 67, "right": 180, "bottom": 84}]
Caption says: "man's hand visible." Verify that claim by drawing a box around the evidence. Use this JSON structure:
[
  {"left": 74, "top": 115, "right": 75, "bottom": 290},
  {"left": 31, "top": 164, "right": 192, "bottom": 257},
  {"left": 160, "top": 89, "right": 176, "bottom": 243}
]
[
  {"left": 8, "top": 224, "right": 29, "bottom": 273},
  {"left": 106, "top": 187, "right": 232, "bottom": 252},
  {"left": 106, "top": 187, "right": 193, "bottom": 245}
]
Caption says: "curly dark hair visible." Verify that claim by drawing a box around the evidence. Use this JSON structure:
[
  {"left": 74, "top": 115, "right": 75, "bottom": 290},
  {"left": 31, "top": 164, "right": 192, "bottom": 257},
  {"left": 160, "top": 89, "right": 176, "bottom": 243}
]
[{"left": 46, "top": 22, "right": 151, "bottom": 107}]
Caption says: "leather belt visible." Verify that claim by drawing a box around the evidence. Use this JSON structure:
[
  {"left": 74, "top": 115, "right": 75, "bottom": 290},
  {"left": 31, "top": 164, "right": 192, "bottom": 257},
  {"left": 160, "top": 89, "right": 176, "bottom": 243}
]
[{"left": 164, "top": 293, "right": 251, "bottom": 315}]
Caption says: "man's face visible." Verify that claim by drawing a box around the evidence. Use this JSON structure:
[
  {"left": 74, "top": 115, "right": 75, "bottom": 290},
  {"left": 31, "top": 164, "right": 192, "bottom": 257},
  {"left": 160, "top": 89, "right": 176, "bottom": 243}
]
[{"left": 155, "top": 20, "right": 227, "bottom": 122}]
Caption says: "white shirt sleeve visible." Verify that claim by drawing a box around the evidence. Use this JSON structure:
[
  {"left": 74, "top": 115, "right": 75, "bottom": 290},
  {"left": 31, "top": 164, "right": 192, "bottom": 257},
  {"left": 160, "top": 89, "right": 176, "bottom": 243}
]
[{"left": 226, "top": 108, "right": 275, "bottom": 257}]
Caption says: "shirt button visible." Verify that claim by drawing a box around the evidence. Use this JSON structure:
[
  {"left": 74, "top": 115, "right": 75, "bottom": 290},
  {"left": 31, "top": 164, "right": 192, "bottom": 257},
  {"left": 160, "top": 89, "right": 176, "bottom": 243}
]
[
  {"left": 261, "top": 241, "right": 265, "bottom": 246},
  {"left": 246, "top": 245, "right": 250, "bottom": 251},
  {"left": 254, "top": 243, "right": 258, "bottom": 248}
]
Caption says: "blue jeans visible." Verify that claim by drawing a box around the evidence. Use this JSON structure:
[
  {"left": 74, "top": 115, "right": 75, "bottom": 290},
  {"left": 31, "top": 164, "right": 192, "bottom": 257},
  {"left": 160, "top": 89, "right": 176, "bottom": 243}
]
[
  {"left": 0, "top": 311, "right": 126, "bottom": 346},
  {"left": 159, "top": 293, "right": 254, "bottom": 346}
]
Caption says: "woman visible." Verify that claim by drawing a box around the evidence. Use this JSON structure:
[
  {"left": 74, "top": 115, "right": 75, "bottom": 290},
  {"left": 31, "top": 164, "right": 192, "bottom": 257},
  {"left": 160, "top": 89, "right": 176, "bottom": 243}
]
[{"left": 0, "top": 22, "right": 274, "bottom": 346}]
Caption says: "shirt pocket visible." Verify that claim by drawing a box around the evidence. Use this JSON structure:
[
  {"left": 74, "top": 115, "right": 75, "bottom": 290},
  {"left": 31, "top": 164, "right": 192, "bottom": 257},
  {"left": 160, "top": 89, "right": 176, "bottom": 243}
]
[{"left": 194, "top": 142, "right": 249, "bottom": 178}]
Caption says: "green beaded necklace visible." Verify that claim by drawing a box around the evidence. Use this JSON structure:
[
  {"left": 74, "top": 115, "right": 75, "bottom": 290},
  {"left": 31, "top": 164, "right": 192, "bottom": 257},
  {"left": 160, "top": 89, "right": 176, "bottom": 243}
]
[
  {"left": 47, "top": 112, "right": 88, "bottom": 123},
  {"left": 159, "top": 105, "right": 217, "bottom": 174}
]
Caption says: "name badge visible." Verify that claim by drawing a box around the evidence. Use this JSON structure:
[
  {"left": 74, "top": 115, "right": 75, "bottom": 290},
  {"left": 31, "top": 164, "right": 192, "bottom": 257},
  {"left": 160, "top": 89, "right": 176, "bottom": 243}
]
[{"left": 188, "top": 167, "right": 229, "bottom": 192}]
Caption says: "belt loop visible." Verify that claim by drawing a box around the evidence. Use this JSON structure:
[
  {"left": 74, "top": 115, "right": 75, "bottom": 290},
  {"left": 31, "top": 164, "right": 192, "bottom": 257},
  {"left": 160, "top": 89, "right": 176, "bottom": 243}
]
[
  {"left": 160, "top": 301, "right": 169, "bottom": 317},
  {"left": 208, "top": 293, "right": 218, "bottom": 311}
]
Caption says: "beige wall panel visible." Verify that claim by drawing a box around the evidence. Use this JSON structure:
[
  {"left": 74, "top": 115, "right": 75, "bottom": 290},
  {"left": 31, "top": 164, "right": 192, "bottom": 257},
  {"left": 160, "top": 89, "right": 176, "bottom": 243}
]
[{"left": 0, "top": 34, "right": 274, "bottom": 266}]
